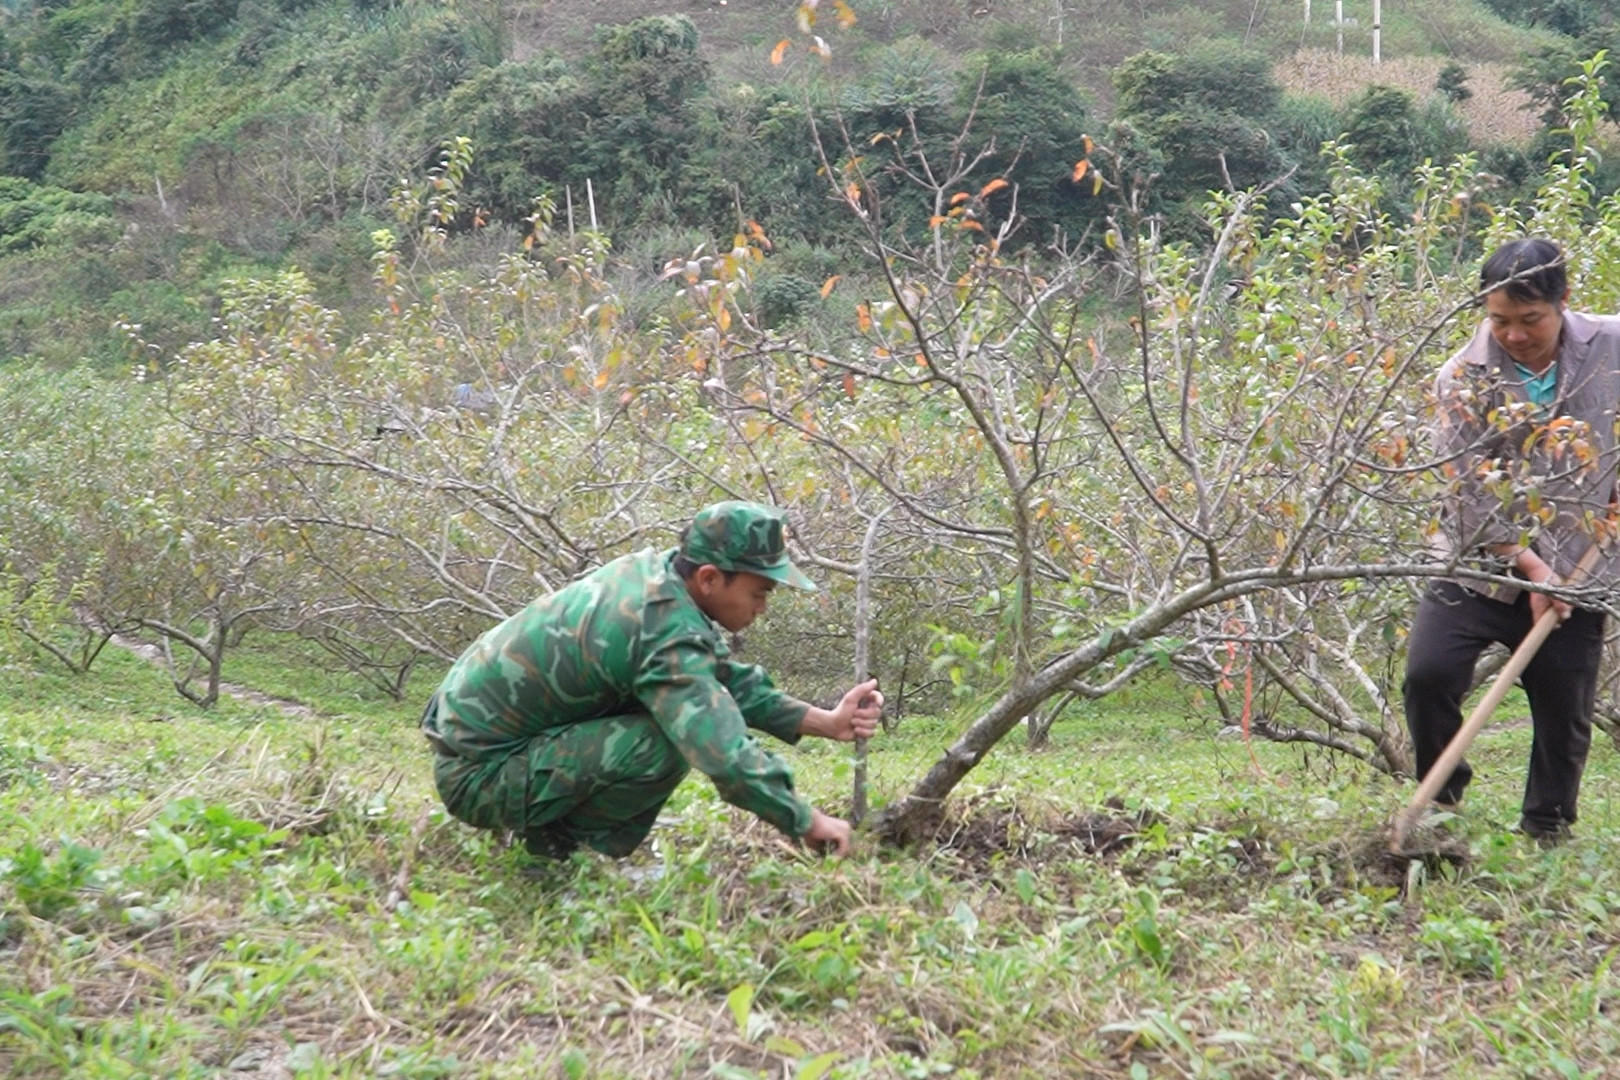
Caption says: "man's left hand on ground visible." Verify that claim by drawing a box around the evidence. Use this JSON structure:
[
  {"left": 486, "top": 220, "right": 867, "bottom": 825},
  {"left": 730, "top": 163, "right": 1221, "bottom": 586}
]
[{"left": 799, "top": 678, "right": 885, "bottom": 741}]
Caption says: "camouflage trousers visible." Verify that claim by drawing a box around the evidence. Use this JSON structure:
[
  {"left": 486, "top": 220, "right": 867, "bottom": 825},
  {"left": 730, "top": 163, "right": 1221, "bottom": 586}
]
[{"left": 431, "top": 712, "right": 690, "bottom": 858}]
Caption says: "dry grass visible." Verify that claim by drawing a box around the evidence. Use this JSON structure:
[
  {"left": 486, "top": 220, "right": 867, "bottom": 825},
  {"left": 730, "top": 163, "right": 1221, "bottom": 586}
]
[{"left": 1274, "top": 48, "right": 1540, "bottom": 146}]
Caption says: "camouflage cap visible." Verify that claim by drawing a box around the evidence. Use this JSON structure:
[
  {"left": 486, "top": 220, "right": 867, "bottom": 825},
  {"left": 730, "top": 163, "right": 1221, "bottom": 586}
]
[{"left": 681, "top": 501, "right": 817, "bottom": 591}]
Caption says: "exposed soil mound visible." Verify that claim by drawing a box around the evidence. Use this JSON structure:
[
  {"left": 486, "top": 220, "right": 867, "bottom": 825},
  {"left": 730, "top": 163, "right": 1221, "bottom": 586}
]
[
  {"left": 921, "top": 793, "right": 1161, "bottom": 870},
  {"left": 1351, "top": 826, "right": 1473, "bottom": 890}
]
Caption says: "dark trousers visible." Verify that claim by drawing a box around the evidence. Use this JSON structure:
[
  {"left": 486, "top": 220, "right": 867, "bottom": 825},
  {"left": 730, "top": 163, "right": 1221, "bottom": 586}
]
[{"left": 1403, "top": 580, "right": 1605, "bottom": 833}]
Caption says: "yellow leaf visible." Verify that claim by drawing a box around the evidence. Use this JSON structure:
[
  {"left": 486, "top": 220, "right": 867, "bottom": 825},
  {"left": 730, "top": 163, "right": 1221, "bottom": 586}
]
[
  {"left": 771, "top": 39, "right": 790, "bottom": 65},
  {"left": 834, "top": 0, "right": 856, "bottom": 29},
  {"left": 1072, "top": 159, "right": 1089, "bottom": 183},
  {"left": 718, "top": 306, "right": 731, "bottom": 331},
  {"left": 1091, "top": 171, "right": 1103, "bottom": 196},
  {"left": 593, "top": 370, "right": 609, "bottom": 389},
  {"left": 820, "top": 275, "right": 841, "bottom": 298},
  {"left": 1083, "top": 134, "right": 1094, "bottom": 155},
  {"left": 979, "top": 177, "right": 1009, "bottom": 198},
  {"left": 796, "top": 4, "right": 814, "bottom": 33}
]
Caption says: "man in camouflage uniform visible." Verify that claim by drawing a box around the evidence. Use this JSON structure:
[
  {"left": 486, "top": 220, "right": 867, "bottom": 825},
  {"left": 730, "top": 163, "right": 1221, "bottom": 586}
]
[{"left": 421, "top": 501, "right": 884, "bottom": 860}]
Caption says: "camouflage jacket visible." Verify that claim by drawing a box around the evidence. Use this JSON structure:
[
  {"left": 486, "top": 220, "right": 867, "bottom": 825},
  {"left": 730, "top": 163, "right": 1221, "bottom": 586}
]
[{"left": 424, "top": 548, "right": 814, "bottom": 836}]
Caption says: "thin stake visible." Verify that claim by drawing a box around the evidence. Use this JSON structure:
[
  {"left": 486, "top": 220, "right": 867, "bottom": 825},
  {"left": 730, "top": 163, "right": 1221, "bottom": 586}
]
[{"left": 851, "top": 509, "right": 887, "bottom": 824}]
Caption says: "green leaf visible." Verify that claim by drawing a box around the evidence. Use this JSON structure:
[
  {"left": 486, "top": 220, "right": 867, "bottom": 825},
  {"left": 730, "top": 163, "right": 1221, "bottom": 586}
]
[
  {"left": 726, "top": 983, "right": 754, "bottom": 1037},
  {"left": 560, "top": 1048, "right": 589, "bottom": 1080},
  {"left": 795, "top": 1052, "right": 842, "bottom": 1080},
  {"left": 764, "top": 1035, "right": 806, "bottom": 1057}
]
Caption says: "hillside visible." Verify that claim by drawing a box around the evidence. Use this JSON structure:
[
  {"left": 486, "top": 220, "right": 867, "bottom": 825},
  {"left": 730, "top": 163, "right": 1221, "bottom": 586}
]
[
  {"left": 1275, "top": 50, "right": 1539, "bottom": 146},
  {"left": 0, "top": 0, "right": 1593, "bottom": 367},
  {"left": 502, "top": 0, "right": 1550, "bottom": 113}
]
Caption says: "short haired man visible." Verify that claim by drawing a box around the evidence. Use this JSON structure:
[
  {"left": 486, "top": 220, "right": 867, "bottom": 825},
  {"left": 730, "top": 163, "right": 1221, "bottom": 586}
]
[
  {"left": 1404, "top": 238, "right": 1619, "bottom": 845},
  {"left": 421, "top": 501, "right": 884, "bottom": 860}
]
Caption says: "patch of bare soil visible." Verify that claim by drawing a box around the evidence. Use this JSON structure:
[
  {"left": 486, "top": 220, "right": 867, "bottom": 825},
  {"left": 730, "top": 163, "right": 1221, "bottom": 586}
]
[
  {"left": 911, "top": 794, "right": 1476, "bottom": 906},
  {"left": 920, "top": 792, "right": 1162, "bottom": 872},
  {"left": 1351, "top": 825, "right": 1472, "bottom": 890}
]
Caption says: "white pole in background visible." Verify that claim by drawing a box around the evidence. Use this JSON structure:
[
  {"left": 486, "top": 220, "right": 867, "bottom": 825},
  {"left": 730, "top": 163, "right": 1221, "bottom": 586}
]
[{"left": 1373, "top": 0, "right": 1382, "bottom": 63}]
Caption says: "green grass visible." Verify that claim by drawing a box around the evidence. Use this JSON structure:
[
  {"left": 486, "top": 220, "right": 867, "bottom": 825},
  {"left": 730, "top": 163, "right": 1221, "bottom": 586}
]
[{"left": 3, "top": 643, "right": 1620, "bottom": 1078}]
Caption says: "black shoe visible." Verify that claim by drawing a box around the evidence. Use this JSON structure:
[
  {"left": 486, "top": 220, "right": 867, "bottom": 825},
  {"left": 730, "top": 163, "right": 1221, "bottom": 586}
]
[
  {"left": 524, "top": 824, "right": 580, "bottom": 861},
  {"left": 1519, "top": 820, "right": 1572, "bottom": 849}
]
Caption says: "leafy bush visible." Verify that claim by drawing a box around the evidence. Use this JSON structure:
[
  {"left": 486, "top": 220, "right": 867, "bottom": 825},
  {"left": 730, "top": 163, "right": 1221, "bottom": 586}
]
[{"left": 0, "top": 176, "right": 113, "bottom": 254}]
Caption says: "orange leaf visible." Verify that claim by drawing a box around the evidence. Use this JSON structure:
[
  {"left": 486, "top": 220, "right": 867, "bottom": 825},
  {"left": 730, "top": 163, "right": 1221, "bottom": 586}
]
[
  {"left": 820, "top": 275, "right": 841, "bottom": 298},
  {"left": 843, "top": 373, "right": 857, "bottom": 399},
  {"left": 834, "top": 0, "right": 856, "bottom": 28},
  {"left": 1072, "top": 159, "right": 1089, "bottom": 183},
  {"left": 771, "top": 39, "right": 790, "bottom": 65},
  {"left": 928, "top": 215, "right": 950, "bottom": 228},
  {"left": 856, "top": 303, "right": 872, "bottom": 332},
  {"left": 949, "top": 191, "right": 971, "bottom": 206},
  {"left": 979, "top": 177, "right": 1009, "bottom": 198},
  {"left": 845, "top": 182, "right": 862, "bottom": 205},
  {"left": 960, "top": 220, "right": 984, "bottom": 232}
]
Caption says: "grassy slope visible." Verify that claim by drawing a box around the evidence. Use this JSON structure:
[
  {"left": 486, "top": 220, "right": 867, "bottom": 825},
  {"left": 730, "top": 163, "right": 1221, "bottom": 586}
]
[
  {"left": 506, "top": 0, "right": 1550, "bottom": 112},
  {"left": 3, "top": 640, "right": 1619, "bottom": 1078}
]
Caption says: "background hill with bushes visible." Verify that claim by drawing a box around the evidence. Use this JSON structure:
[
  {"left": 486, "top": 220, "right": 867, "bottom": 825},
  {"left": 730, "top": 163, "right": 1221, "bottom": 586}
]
[{"left": 0, "top": 0, "right": 1612, "bottom": 367}]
